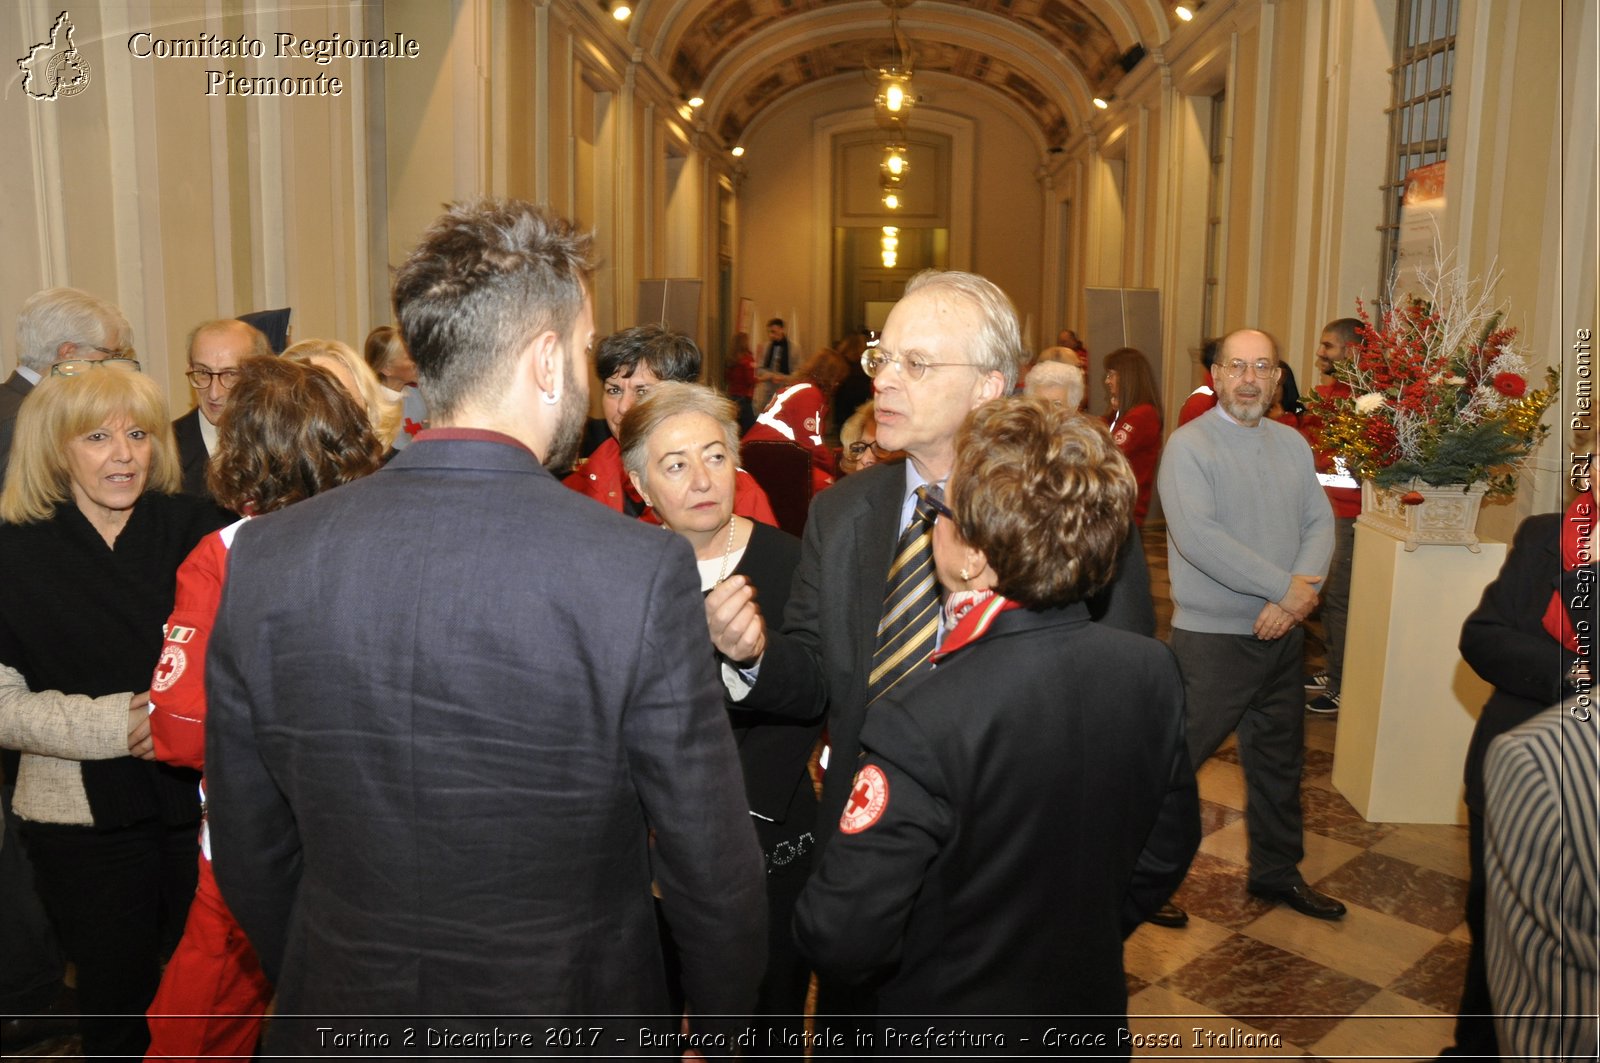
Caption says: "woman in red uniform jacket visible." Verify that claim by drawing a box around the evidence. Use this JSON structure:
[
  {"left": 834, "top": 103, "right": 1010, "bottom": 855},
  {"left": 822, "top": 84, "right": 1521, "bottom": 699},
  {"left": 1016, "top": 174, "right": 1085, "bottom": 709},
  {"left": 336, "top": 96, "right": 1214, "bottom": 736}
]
[
  {"left": 1103, "top": 346, "right": 1163, "bottom": 527},
  {"left": 145, "top": 357, "right": 382, "bottom": 1063}
]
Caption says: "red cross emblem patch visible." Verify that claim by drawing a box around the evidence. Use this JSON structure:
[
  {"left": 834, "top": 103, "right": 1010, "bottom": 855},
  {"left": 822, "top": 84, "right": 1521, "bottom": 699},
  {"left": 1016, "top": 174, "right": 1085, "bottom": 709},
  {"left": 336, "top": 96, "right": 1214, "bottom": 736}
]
[
  {"left": 839, "top": 764, "right": 889, "bottom": 834},
  {"left": 152, "top": 645, "right": 187, "bottom": 693}
]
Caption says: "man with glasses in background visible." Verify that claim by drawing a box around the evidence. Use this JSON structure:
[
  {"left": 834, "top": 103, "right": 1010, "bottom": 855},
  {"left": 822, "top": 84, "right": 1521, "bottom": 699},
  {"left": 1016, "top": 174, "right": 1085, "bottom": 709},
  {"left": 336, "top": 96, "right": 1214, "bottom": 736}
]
[
  {"left": 1156, "top": 328, "right": 1343, "bottom": 925},
  {"left": 172, "top": 319, "right": 271, "bottom": 499},
  {"left": 2, "top": 287, "right": 136, "bottom": 488}
]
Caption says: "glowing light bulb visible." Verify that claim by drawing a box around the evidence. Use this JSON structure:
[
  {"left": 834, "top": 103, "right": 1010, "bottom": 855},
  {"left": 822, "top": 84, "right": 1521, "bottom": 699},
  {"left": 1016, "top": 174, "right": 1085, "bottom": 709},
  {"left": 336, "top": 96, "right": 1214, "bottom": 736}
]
[
  {"left": 884, "top": 192, "right": 900, "bottom": 210},
  {"left": 611, "top": 3, "right": 631, "bottom": 20},
  {"left": 1093, "top": 96, "right": 1109, "bottom": 110},
  {"left": 886, "top": 153, "right": 905, "bottom": 176},
  {"left": 882, "top": 226, "right": 898, "bottom": 235},
  {"left": 688, "top": 96, "right": 704, "bottom": 108},
  {"left": 885, "top": 83, "right": 905, "bottom": 112},
  {"left": 882, "top": 251, "right": 897, "bottom": 268},
  {"left": 731, "top": 146, "right": 745, "bottom": 157},
  {"left": 1175, "top": 5, "right": 1195, "bottom": 21}
]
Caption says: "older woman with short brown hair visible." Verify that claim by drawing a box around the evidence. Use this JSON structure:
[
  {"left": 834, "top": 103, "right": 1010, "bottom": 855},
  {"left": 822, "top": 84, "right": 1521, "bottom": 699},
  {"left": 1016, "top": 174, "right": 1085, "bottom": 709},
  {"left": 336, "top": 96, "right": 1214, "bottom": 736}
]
[{"left": 796, "top": 396, "right": 1199, "bottom": 1032}]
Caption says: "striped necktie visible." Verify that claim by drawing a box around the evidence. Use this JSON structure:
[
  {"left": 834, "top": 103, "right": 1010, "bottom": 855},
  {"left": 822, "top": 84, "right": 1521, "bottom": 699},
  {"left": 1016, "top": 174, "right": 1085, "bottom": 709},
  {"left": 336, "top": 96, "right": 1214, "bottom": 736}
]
[{"left": 867, "top": 485, "right": 942, "bottom": 705}]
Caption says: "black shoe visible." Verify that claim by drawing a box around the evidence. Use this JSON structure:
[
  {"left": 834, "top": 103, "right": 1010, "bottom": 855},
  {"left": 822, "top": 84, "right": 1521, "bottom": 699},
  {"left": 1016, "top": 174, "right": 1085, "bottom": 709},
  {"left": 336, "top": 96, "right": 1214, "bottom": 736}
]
[
  {"left": 1307, "top": 690, "right": 1341, "bottom": 714},
  {"left": 1146, "top": 901, "right": 1188, "bottom": 928},
  {"left": 1249, "top": 882, "right": 1347, "bottom": 920},
  {"left": 0, "top": 987, "right": 79, "bottom": 1055},
  {"left": 1304, "top": 671, "right": 1331, "bottom": 693}
]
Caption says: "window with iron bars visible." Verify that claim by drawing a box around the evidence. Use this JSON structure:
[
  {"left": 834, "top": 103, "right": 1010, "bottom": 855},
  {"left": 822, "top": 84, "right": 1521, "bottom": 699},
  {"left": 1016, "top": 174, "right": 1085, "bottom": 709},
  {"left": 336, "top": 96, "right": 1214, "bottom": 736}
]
[{"left": 1379, "top": 0, "right": 1457, "bottom": 292}]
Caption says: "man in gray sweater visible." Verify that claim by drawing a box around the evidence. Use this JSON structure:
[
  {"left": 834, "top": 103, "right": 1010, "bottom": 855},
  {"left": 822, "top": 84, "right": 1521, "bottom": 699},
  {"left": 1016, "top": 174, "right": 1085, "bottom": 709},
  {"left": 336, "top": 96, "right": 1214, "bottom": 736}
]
[{"left": 1156, "top": 328, "right": 1343, "bottom": 923}]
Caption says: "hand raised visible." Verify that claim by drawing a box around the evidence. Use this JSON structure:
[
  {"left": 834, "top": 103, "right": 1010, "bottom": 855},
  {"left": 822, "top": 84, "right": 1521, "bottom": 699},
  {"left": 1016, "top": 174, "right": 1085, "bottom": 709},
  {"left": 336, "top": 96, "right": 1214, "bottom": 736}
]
[{"left": 704, "top": 576, "right": 767, "bottom": 666}]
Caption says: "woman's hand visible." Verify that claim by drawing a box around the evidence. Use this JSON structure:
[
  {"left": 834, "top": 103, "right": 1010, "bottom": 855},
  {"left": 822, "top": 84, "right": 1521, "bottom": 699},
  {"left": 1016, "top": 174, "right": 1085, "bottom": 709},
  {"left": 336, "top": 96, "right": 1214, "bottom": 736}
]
[
  {"left": 705, "top": 576, "right": 766, "bottom": 666},
  {"left": 127, "top": 690, "right": 155, "bottom": 759}
]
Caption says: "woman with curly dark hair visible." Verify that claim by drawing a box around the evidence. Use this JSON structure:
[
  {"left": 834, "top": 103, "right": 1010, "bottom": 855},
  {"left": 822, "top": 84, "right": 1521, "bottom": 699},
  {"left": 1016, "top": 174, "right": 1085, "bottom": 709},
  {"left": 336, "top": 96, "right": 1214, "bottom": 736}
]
[
  {"left": 796, "top": 397, "right": 1199, "bottom": 1040},
  {"left": 144, "top": 356, "right": 382, "bottom": 1063}
]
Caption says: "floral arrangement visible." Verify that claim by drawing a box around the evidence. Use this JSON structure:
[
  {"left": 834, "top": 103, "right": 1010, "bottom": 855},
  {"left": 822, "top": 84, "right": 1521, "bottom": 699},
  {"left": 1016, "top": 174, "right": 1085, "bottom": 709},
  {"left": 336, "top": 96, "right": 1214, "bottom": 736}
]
[{"left": 1305, "top": 260, "right": 1557, "bottom": 500}]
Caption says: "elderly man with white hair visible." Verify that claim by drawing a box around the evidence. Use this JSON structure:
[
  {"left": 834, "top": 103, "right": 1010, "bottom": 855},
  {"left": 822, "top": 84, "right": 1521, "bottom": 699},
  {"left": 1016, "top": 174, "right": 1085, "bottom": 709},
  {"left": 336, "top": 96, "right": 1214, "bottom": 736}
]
[
  {"left": 2, "top": 287, "right": 135, "bottom": 484},
  {"left": 1023, "top": 358, "right": 1085, "bottom": 412}
]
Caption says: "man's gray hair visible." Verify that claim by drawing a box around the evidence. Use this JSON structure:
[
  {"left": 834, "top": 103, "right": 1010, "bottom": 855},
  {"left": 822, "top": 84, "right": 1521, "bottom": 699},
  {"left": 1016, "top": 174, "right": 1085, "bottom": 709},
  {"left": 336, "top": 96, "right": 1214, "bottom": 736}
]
[
  {"left": 1024, "top": 360, "right": 1084, "bottom": 411},
  {"left": 902, "top": 270, "right": 1023, "bottom": 390},
  {"left": 16, "top": 287, "right": 133, "bottom": 373}
]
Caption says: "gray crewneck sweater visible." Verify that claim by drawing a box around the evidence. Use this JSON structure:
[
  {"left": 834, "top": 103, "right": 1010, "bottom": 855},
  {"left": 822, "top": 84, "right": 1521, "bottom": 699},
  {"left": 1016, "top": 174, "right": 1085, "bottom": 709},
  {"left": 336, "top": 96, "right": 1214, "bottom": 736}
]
[{"left": 1157, "top": 408, "right": 1334, "bottom": 635}]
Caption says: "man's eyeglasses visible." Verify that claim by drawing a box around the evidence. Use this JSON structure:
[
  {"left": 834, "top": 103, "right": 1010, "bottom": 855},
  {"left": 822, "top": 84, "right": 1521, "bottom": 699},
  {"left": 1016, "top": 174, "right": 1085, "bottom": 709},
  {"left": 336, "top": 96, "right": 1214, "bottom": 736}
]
[
  {"left": 185, "top": 368, "right": 242, "bottom": 390},
  {"left": 1217, "top": 359, "right": 1280, "bottom": 379},
  {"left": 862, "top": 348, "right": 971, "bottom": 382},
  {"left": 52, "top": 357, "right": 142, "bottom": 378}
]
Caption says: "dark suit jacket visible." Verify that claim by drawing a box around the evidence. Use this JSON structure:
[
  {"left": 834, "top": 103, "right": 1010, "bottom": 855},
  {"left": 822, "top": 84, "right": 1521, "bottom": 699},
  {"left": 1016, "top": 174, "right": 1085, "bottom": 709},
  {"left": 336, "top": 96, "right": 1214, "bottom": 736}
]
[
  {"left": 743, "top": 461, "right": 1157, "bottom": 840},
  {"left": 171, "top": 407, "right": 210, "bottom": 498},
  {"left": 1460, "top": 512, "right": 1575, "bottom": 813},
  {"left": 205, "top": 435, "right": 767, "bottom": 1049},
  {"left": 0, "top": 369, "right": 32, "bottom": 487},
  {"left": 793, "top": 604, "right": 1199, "bottom": 1030}
]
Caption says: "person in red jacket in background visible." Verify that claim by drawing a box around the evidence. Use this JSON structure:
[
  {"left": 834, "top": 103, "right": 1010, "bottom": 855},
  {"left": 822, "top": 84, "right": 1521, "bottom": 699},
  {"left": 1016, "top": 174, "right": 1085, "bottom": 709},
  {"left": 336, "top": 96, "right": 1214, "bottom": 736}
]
[
  {"left": 1103, "top": 347, "right": 1163, "bottom": 527},
  {"left": 1298, "top": 317, "right": 1364, "bottom": 714},
  {"left": 743, "top": 346, "right": 851, "bottom": 494},
  {"left": 565, "top": 325, "right": 777, "bottom": 526},
  {"left": 1177, "top": 337, "right": 1220, "bottom": 427},
  {"left": 146, "top": 357, "right": 383, "bottom": 1063}
]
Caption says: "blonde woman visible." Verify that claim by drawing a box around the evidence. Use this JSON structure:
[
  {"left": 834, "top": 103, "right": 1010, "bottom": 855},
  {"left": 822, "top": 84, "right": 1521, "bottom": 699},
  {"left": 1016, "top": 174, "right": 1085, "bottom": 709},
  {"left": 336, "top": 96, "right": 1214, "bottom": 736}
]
[{"left": 283, "top": 339, "right": 402, "bottom": 451}]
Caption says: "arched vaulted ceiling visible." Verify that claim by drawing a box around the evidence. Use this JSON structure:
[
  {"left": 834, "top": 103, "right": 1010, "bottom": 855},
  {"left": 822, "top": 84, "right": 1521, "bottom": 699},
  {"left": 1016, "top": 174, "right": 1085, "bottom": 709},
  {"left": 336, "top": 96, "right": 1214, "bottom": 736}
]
[{"left": 633, "top": 0, "right": 1175, "bottom": 150}]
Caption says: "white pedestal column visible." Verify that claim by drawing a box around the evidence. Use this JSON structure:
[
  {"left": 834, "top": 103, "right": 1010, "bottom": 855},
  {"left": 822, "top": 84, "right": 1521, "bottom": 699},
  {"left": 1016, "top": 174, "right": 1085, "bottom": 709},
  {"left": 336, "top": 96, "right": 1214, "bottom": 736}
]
[{"left": 1330, "top": 524, "right": 1508, "bottom": 824}]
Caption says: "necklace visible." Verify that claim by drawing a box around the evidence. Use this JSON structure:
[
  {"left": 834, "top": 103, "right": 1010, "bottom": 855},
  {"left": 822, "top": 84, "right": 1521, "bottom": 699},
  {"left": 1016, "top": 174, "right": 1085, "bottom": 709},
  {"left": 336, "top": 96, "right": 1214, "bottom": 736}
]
[{"left": 715, "top": 516, "right": 739, "bottom": 585}]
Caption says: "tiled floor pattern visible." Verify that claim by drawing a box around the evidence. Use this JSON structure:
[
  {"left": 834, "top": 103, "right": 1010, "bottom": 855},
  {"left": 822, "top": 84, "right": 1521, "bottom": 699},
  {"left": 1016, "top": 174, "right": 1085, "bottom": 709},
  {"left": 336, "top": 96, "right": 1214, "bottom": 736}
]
[
  {"left": 17, "top": 523, "right": 1471, "bottom": 1061},
  {"left": 1127, "top": 522, "right": 1469, "bottom": 1060}
]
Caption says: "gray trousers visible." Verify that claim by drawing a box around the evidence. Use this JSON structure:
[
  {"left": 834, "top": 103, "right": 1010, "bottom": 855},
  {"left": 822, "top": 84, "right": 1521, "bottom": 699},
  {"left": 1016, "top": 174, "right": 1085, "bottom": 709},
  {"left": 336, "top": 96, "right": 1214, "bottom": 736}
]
[
  {"left": 1322, "top": 516, "right": 1355, "bottom": 690},
  {"left": 1170, "top": 627, "right": 1307, "bottom": 890}
]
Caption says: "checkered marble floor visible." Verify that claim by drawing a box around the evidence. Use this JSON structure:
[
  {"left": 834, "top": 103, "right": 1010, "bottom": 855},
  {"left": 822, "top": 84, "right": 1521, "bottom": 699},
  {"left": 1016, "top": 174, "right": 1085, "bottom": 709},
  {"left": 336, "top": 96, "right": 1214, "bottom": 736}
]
[{"left": 1129, "top": 522, "right": 1470, "bottom": 1061}]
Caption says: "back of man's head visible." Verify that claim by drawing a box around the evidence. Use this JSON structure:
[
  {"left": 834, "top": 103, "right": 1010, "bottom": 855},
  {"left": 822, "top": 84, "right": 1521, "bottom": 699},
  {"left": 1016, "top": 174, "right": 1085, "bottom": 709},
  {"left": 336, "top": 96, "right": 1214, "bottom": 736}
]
[
  {"left": 903, "top": 269, "right": 1023, "bottom": 391},
  {"left": 17, "top": 287, "right": 132, "bottom": 373},
  {"left": 1322, "top": 317, "right": 1362, "bottom": 351},
  {"left": 596, "top": 325, "right": 701, "bottom": 383},
  {"left": 392, "top": 199, "right": 594, "bottom": 420}
]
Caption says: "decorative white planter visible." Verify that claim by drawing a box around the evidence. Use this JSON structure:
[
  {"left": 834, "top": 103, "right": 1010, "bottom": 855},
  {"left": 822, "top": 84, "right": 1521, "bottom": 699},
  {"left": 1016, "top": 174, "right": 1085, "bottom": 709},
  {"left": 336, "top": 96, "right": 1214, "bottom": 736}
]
[{"left": 1357, "top": 479, "right": 1489, "bottom": 552}]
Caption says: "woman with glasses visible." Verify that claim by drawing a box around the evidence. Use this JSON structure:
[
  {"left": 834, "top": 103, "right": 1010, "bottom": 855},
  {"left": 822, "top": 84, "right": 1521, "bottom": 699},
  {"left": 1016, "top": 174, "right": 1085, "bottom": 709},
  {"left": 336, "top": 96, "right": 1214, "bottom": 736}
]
[
  {"left": 795, "top": 398, "right": 1198, "bottom": 1036},
  {"left": 619, "top": 382, "right": 821, "bottom": 1039},
  {"left": 144, "top": 355, "right": 383, "bottom": 1063},
  {"left": 838, "top": 400, "right": 883, "bottom": 474},
  {"left": 1102, "top": 346, "right": 1164, "bottom": 527},
  {"left": 0, "top": 369, "right": 230, "bottom": 1061}
]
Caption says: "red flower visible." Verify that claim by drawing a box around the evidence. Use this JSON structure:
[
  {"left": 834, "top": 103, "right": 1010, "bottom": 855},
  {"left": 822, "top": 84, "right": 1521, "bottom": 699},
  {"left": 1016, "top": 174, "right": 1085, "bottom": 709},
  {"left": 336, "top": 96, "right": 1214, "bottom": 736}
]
[{"left": 1492, "top": 373, "right": 1526, "bottom": 398}]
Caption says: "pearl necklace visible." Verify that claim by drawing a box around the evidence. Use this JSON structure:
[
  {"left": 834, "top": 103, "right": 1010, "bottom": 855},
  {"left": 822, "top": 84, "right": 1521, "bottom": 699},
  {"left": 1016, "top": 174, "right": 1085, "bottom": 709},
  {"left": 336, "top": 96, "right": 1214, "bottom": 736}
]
[{"left": 715, "top": 516, "right": 739, "bottom": 585}]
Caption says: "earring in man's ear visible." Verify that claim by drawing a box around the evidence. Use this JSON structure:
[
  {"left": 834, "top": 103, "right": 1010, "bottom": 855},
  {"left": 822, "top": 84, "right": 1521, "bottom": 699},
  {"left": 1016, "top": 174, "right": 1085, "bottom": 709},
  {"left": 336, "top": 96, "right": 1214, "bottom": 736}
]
[{"left": 541, "top": 390, "right": 559, "bottom": 406}]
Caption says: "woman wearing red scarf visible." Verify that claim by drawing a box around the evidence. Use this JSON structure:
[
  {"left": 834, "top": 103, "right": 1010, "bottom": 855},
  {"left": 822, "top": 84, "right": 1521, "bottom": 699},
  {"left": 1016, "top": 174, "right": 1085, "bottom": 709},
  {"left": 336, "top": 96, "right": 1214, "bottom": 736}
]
[
  {"left": 1444, "top": 485, "right": 1596, "bottom": 1059},
  {"left": 794, "top": 398, "right": 1200, "bottom": 1042}
]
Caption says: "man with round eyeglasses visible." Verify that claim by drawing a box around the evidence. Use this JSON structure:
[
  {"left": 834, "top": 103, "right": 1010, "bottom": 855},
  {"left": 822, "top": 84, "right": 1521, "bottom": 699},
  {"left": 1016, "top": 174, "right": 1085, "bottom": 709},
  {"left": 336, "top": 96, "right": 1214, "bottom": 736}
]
[
  {"left": 1157, "top": 328, "right": 1342, "bottom": 926},
  {"left": 171, "top": 320, "right": 271, "bottom": 499}
]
